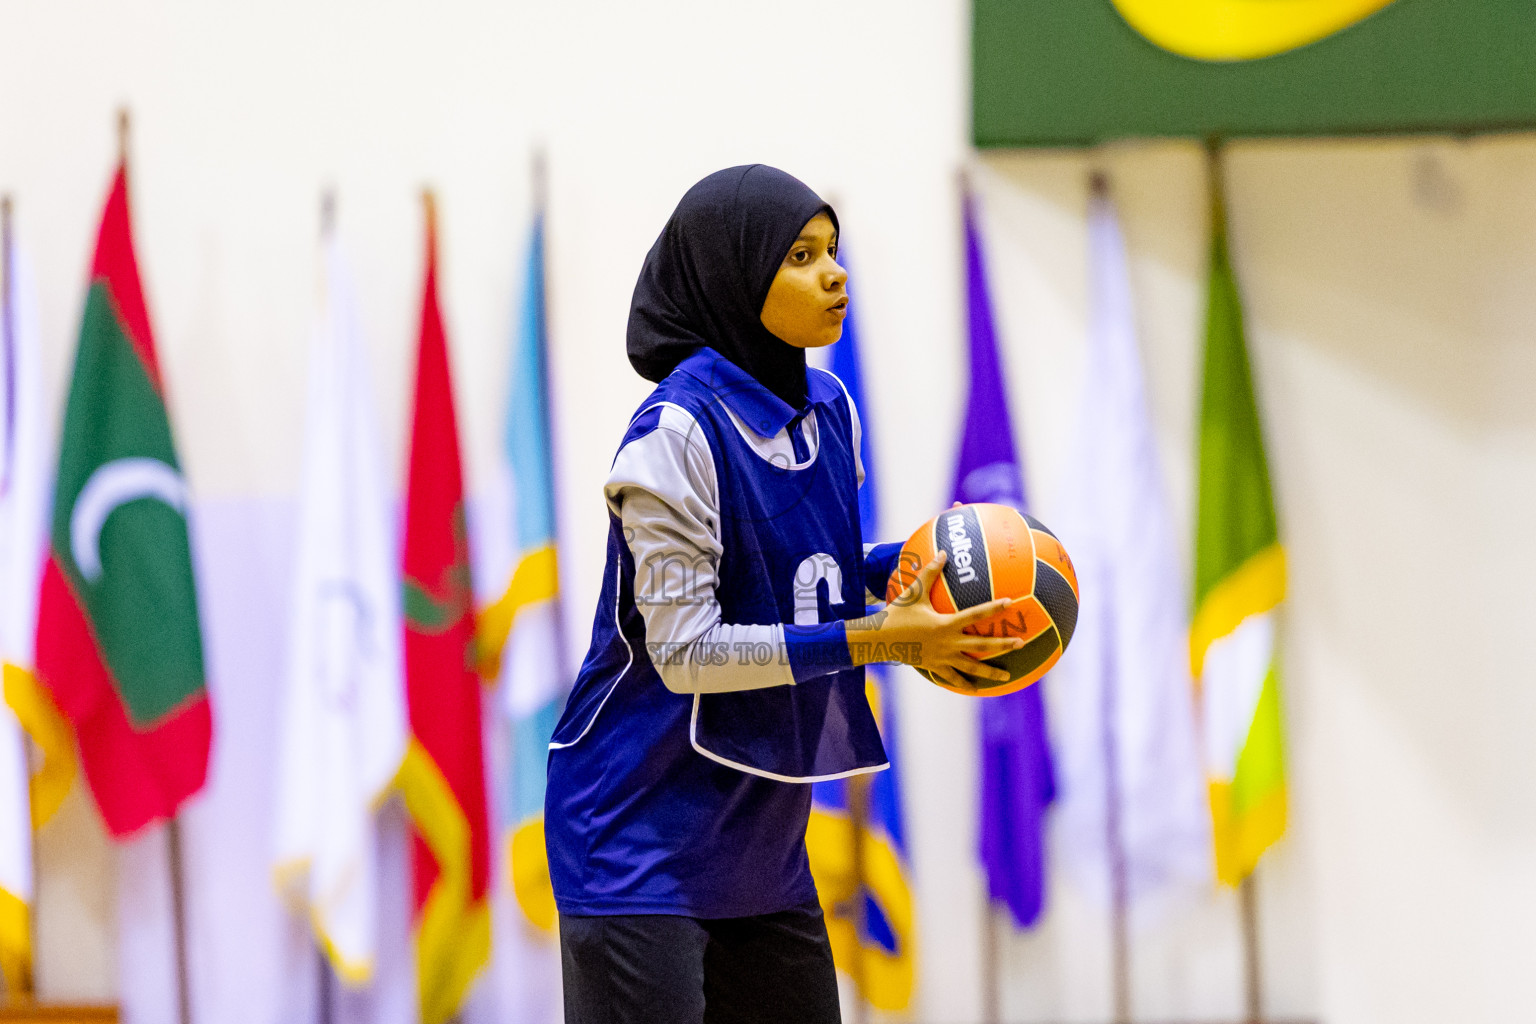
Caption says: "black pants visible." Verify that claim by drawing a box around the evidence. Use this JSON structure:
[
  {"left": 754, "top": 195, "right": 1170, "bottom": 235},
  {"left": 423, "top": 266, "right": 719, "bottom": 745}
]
[{"left": 559, "top": 902, "right": 842, "bottom": 1024}]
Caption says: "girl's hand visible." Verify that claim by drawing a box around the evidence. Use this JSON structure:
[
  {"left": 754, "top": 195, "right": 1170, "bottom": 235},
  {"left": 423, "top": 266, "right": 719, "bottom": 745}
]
[{"left": 846, "top": 551, "right": 1023, "bottom": 691}]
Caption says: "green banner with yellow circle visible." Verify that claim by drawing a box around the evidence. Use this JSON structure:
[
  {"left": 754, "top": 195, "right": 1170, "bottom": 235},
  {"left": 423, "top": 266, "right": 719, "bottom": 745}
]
[{"left": 973, "top": 0, "right": 1536, "bottom": 147}]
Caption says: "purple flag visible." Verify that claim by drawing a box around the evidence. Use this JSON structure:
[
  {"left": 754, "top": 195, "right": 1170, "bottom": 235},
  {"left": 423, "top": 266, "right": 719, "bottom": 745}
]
[{"left": 954, "top": 191, "right": 1056, "bottom": 929}]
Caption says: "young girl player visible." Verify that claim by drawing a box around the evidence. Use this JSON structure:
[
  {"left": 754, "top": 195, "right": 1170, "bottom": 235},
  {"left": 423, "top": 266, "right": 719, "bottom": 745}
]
[{"left": 545, "top": 165, "right": 1026, "bottom": 1024}]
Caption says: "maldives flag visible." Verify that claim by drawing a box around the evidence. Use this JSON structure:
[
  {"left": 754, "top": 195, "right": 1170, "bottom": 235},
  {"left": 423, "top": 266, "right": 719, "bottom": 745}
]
[
  {"left": 34, "top": 163, "right": 211, "bottom": 838},
  {"left": 393, "top": 195, "right": 491, "bottom": 1024}
]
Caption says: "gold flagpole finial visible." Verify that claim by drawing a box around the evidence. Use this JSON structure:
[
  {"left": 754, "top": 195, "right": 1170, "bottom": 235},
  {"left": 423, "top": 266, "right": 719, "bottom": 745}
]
[
  {"left": 320, "top": 188, "right": 337, "bottom": 240},
  {"left": 532, "top": 149, "right": 548, "bottom": 215},
  {"left": 422, "top": 188, "right": 438, "bottom": 240},
  {"left": 1205, "top": 136, "right": 1228, "bottom": 237},
  {"left": 117, "top": 108, "right": 131, "bottom": 168}
]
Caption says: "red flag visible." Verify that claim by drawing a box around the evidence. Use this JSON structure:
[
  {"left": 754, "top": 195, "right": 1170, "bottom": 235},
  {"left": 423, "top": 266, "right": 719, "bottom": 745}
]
[
  {"left": 34, "top": 163, "right": 211, "bottom": 838},
  {"left": 394, "top": 193, "right": 491, "bottom": 1024}
]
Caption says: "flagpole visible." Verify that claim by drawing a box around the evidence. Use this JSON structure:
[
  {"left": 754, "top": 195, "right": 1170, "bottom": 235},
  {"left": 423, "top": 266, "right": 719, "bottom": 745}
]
[
  {"left": 528, "top": 147, "right": 572, "bottom": 692},
  {"left": 531, "top": 147, "right": 547, "bottom": 211},
  {"left": 1, "top": 192, "right": 16, "bottom": 502},
  {"left": 957, "top": 162, "right": 1008, "bottom": 1024},
  {"left": 321, "top": 188, "right": 336, "bottom": 242},
  {"left": 531, "top": 148, "right": 548, "bottom": 226},
  {"left": 308, "top": 187, "right": 338, "bottom": 1024},
  {"left": 1101, "top": 617, "right": 1130, "bottom": 1024},
  {"left": 166, "top": 818, "right": 193, "bottom": 1024},
  {"left": 818, "top": 182, "right": 872, "bottom": 1024},
  {"left": 979, "top": 903, "right": 999, "bottom": 1024},
  {"left": 423, "top": 188, "right": 437, "bottom": 253},
  {"left": 1206, "top": 135, "right": 1227, "bottom": 236},
  {"left": 846, "top": 774, "right": 871, "bottom": 1024},
  {"left": 315, "top": 946, "right": 334, "bottom": 1024},
  {"left": 1087, "top": 170, "right": 1133, "bottom": 1024},
  {"left": 121, "top": 106, "right": 193, "bottom": 1024},
  {"left": 1240, "top": 877, "right": 1263, "bottom": 1024},
  {"left": 1203, "top": 136, "right": 1268, "bottom": 1024}
]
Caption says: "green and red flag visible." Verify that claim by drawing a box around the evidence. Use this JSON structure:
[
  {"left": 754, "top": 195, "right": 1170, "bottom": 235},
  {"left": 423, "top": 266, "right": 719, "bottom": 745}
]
[
  {"left": 393, "top": 194, "right": 491, "bottom": 1024},
  {"left": 33, "top": 162, "right": 211, "bottom": 838}
]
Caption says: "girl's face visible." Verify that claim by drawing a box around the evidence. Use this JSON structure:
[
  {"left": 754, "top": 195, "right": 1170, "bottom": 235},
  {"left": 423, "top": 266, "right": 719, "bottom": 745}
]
[{"left": 758, "top": 212, "right": 848, "bottom": 350}]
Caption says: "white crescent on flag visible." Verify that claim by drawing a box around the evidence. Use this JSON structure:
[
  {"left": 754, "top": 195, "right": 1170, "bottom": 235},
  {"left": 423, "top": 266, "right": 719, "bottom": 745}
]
[{"left": 69, "top": 457, "right": 188, "bottom": 582}]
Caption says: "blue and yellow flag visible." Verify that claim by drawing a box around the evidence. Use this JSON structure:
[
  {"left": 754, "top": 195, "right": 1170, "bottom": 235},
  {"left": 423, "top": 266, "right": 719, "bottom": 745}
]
[
  {"left": 807, "top": 262, "right": 916, "bottom": 1011},
  {"left": 477, "top": 207, "right": 566, "bottom": 934}
]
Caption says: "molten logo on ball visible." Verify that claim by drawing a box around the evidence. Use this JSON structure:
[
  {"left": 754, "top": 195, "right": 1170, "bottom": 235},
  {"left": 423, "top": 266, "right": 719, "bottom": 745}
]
[{"left": 946, "top": 511, "right": 978, "bottom": 584}]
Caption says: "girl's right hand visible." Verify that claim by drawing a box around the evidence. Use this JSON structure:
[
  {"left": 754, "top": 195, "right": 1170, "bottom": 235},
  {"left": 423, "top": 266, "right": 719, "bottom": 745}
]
[{"left": 846, "top": 551, "right": 1023, "bottom": 691}]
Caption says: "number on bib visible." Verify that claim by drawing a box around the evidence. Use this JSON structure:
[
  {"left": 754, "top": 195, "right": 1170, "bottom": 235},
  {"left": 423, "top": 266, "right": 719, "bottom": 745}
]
[{"left": 792, "top": 553, "right": 843, "bottom": 625}]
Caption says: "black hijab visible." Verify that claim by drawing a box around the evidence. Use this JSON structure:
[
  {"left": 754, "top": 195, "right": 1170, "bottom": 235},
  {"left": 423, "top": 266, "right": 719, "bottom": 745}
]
[{"left": 627, "top": 164, "right": 838, "bottom": 411}]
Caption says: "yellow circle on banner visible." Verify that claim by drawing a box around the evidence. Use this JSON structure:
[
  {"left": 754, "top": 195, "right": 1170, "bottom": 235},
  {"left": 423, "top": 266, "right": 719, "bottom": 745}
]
[{"left": 1110, "top": 0, "right": 1400, "bottom": 61}]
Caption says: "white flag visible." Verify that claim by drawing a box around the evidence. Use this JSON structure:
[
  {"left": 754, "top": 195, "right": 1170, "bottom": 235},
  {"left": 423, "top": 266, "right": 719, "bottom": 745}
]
[
  {"left": 274, "top": 235, "right": 407, "bottom": 984},
  {"left": 1051, "top": 187, "right": 1210, "bottom": 913},
  {"left": 0, "top": 227, "right": 48, "bottom": 998}
]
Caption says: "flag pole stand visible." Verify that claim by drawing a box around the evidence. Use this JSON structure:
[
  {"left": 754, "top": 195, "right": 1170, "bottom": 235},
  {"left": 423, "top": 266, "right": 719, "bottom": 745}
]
[
  {"left": 1240, "top": 875, "right": 1264, "bottom": 1024},
  {"left": 847, "top": 774, "right": 871, "bottom": 1024},
  {"left": 166, "top": 818, "right": 192, "bottom": 1024}
]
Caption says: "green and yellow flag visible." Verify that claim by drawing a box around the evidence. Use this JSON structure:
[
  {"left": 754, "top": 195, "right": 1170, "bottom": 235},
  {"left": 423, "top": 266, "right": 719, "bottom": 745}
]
[{"left": 1192, "top": 158, "right": 1287, "bottom": 887}]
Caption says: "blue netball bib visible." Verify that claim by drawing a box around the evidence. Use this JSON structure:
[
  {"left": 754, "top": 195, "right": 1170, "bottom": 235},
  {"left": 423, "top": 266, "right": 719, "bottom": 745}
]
[{"left": 545, "top": 348, "right": 886, "bottom": 917}]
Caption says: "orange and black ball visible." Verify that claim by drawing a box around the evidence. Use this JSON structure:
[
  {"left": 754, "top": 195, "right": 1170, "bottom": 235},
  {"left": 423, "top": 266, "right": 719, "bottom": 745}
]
[{"left": 886, "top": 502, "right": 1079, "bottom": 696}]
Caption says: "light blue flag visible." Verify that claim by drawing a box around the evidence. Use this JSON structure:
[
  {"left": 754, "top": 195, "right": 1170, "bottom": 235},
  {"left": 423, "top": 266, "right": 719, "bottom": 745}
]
[{"left": 477, "top": 210, "right": 566, "bottom": 934}]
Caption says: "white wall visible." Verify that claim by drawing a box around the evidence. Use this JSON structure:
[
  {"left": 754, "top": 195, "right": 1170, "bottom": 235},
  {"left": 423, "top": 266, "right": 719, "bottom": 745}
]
[{"left": 4, "top": 2, "right": 1535, "bottom": 1023}]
